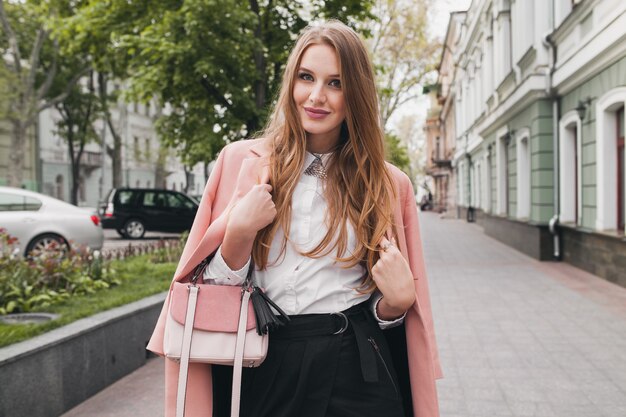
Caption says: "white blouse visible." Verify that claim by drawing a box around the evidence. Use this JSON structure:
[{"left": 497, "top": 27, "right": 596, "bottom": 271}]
[{"left": 204, "top": 151, "right": 404, "bottom": 329}]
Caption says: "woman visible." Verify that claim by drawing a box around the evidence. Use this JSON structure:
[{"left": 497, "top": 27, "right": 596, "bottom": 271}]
[{"left": 148, "top": 20, "right": 442, "bottom": 417}]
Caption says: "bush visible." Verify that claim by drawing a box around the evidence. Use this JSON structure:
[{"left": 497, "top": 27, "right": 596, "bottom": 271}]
[
  {"left": 0, "top": 230, "right": 119, "bottom": 314},
  {"left": 0, "top": 229, "right": 187, "bottom": 315}
]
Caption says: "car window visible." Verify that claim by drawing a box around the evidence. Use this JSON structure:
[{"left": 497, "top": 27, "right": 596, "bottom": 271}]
[
  {"left": 143, "top": 192, "right": 167, "bottom": 208},
  {"left": 166, "top": 193, "right": 188, "bottom": 208},
  {"left": 0, "top": 192, "right": 42, "bottom": 212},
  {"left": 116, "top": 190, "right": 138, "bottom": 207}
]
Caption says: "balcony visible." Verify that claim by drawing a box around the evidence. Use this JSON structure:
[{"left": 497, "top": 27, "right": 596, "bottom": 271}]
[
  {"left": 78, "top": 151, "right": 103, "bottom": 168},
  {"left": 430, "top": 150, "right": 453, "bottom": 169}
]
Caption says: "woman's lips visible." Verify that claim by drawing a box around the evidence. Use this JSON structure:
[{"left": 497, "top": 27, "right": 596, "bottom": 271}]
[{"left": 304, "top": 107, "right": 330, "bottom": 119}]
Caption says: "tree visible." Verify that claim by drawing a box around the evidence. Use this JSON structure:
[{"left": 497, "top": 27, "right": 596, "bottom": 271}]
[
  {"left": 365, "top": 0, "right": 441, "bottom": 130},
  {"left": 0, "top": 1, "right": 89, "bottom": 188},
  {"left": 384, "top": 132, "right": 411, "bottom": 175},
  {"left": 63, "top": 0, "right": 375, "bottom": 167},
  {"left": 52, "top": 69, "right": 101, "bottom": 204}
]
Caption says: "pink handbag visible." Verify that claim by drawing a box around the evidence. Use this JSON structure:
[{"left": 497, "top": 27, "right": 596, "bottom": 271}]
[{"left": 163, "top": 258, "right": 287, "bottom": 417}]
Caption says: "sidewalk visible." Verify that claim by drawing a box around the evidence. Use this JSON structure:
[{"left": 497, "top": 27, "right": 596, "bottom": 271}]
[{"left": 62, "top": 212, "right": 626, "bottom": 417}]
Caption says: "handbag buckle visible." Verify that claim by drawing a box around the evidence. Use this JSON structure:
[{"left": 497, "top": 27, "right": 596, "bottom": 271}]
[{"left": 331, "top": 312, "right": 349, "bottom": 334}]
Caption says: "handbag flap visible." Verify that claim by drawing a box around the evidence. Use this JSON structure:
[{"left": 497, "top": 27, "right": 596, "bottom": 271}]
[{"left": 170, "top": 282, "right": 257, "bottom": 332}]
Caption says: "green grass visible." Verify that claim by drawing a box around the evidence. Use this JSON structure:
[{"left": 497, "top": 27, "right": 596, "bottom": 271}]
[{"left": 0, "top": 255, "right": 175, "bottom": 348}]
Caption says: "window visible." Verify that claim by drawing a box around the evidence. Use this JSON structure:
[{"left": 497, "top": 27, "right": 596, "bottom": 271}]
[
  {"left": 116, "top": 190, "right": 137, "bottom": 207},
  {"left": 55, "top": 174, "right": 64, "bottom": 200},
  {"left": 496, "top": 129, "right": 511, "bottom": 216},
  {"left": 133, "top": 136, "right": 141, "bottom": 161},
  {"left": 595, "top": 88, "right": 626, "bottom": 232},
  {"left": 0, "top": 193, "right": 42, "bottom": 211},
  {"left": 516, "top": 130, "right": 531, "bottom": 219},
  {"left": 145, "top": 138, "right": 151, "bottom": 161},
  {"left": 166, "top": 193, "right": 196, "bottom": 210},
  {"left": 143, "top": 192, "right": 166, "bottom": 208},
  {"left": 618, "top": 106, "right": 624, "bottom": 232},
  {"left": 559, "top": 112, "right": 581, "bottom": 224}
]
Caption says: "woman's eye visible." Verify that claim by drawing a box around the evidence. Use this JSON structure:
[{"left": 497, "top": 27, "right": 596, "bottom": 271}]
[
  {"left": 298, "top": 72, "right": 313, "bottom": 81},
  {"left": 329, "top": 79, "right": 341, "bottom": 88}
]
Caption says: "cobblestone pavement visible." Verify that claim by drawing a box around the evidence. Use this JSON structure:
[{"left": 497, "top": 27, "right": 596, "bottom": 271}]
[{"left": 62, "top": 212, "right": 626, "bottom": 417}]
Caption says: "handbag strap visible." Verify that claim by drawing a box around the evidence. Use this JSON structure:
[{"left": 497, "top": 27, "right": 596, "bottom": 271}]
[
  {"left": 175, "top": 284, "right": 250, "bottom": 417},
  {"left": 230, "top": 289, "right": 251, "bottom": 417},
  {"left": 176, "top": 285, "right": 199, "bottom": 417}
]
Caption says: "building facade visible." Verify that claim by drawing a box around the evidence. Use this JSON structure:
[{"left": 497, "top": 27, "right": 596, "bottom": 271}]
[
  {"left": 1, "top": 81, "right": 206, "bottom": 208},
  {"left": 424, "top": 12, "right": 465, "bottom": 215},
  {"left": 442, "top": 0, "right": 625, "bottom": 286}
]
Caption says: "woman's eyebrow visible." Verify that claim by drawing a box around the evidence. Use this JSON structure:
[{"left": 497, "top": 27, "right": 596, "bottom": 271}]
[{"left": 299, "top": 66, "right": 341, "bottom": 78}]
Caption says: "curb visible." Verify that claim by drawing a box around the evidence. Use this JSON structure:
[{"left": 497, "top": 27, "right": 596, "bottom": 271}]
[{"left": 0, "top": 292, "right": 166, "bottom": 417}]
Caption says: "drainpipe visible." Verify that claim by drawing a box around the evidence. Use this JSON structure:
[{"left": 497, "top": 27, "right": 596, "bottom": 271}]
[{"left": 543, "top": 1, "right": 560, "bottom": 259}]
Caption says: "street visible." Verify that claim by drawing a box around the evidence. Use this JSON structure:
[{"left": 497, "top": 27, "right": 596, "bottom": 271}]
[{"left": 63, "top": 212, "right": 626, "bottom": 417}]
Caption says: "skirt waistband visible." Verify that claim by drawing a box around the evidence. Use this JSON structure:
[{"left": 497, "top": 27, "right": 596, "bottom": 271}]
[
  {"left": 270, "top": 299, "right": 381, "bottom": 383},
  {"left": 271, "top": 300, "right": 369, "bottom": 339}
]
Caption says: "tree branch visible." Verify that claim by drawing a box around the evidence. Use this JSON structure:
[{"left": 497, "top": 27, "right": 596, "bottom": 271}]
[
  {"left": 0, "top": 2, "right": 22, "bottom": 75},
  {"left": 35, "top": 39, "right": 62, "bottom": 100},
  {"left": 199, "top": 78, "right": 232, "bottom": 109},
  {"left": 38, "top": 66, "right": 92, "bottom": 113},
  {"left": 27, "top": 29, "right": 49, "bottom": 99}
]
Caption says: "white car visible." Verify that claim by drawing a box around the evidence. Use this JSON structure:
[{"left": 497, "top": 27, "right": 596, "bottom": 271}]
[{"left": 0, "top": 186, "right": 104, "bottom": 256}]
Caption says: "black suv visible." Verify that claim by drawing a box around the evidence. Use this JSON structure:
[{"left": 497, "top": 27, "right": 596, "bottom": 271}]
[{"left": 99, "top": 188, "right": 199, "bottom": 238}]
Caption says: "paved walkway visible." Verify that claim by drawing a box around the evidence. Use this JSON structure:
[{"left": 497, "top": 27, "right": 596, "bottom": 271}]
[{"left": 62, "top": 212, "right": 626, "bottom": 417}]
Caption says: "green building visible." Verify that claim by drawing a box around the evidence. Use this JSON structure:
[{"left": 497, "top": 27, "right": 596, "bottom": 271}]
[{"left": 447, "top": 0, "right": 625, "bottom": 285}]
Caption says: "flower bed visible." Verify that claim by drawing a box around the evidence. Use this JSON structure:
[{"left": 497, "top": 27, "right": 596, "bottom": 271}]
[{"left": 0, "top": 229, "right": 186, "bottom": 347}]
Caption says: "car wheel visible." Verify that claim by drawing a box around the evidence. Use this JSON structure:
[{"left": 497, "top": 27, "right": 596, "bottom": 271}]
[
  {"left": 116, "top": 228, "right": 128, "bottom": 238},
  {"left": 123, "top": 219, "right": 145, "bottom": 239},
  {"left": 26, "top": 234, "right": 68, "bottom": 258}
]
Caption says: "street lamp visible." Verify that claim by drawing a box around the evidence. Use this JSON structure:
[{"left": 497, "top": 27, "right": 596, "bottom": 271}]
[{"left": 576, "top": 97, "right": 592, "bottom": 121}]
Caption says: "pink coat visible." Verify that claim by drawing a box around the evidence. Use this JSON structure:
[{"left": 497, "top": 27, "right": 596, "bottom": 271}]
[{"left": 147, "top": 138, "right": 443, "bottom": 417}]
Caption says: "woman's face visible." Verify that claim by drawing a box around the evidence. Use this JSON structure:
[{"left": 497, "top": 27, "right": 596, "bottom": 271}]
[{"left": 293, "top": 43, "right": 346, "bottom": 150}]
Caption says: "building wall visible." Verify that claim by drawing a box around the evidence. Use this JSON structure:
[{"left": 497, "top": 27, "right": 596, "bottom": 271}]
[
  {"left": 560, "top": 55, "right": 626, "bottom": 230},
  {"left": 0, "top": 121, "right": 38, "bottom": 190},
  {"left": 443, "top": 0, "right": 626, "bottom": 282}
]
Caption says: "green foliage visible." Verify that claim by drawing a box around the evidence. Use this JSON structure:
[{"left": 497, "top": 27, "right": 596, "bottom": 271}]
[
  {"left": 0, "top": 230, "right": 187, "bottom": 347},
  {"left": 385, "top": 133, "right": 411, "bottom": 175},
  {"left": 0, "top": 229, "right": 186, "bottom": 316},
  {"left": 58, "top": 0, "right": 374, "bottom": 166},
  {"left": 0, "top": 229, "right": 119, "bottom": 314},
  {"left": 0, "top": 256, "right": 175, "bottom": 348}
]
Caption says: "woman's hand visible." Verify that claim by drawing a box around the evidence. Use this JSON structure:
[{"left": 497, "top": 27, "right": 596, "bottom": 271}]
[
  {"left": 371, "top": 237, "right": 416, "bottom": 320},
  {"left": 221, "top": 184, "right": 276, "bottom": 270},
  {"left": 227, "top": 184, "right": 277, "bottom": 238}
]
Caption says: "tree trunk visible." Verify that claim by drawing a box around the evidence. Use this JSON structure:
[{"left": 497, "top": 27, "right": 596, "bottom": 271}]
[
  {"left": 7, "top": 121, "right": 27, "bottom": 188},
  {"left": 154, "top": 146, "right": 168, "bottom": 189},
  {"left": 98, "top": 72, "right": 123, "bottom": 188},
  {"left": 183, "top": 165, "right": 191, "bottom": 194}
]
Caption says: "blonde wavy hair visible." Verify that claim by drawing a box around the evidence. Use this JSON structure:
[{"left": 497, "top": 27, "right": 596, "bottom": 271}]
[{"left": 252, "top": 20, "right": 397, "bottom": 292}]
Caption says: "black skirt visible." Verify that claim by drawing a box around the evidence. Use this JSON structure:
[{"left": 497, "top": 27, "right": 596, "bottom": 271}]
[{"left": 212, "top": 300, "right": 407, "bottom": 417}]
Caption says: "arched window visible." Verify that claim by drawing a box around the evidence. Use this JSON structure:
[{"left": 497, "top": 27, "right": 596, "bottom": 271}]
[
  {"left": 496, "top": 127, "right": 510, "bottom": 216},
  {"left": 516, "top": 129, "right": 531, "bottom": 219},
  {"left": 559, "top": 111, "right": 582, "bottom": 224},
  {"left": 595, "top": 88, "right": 626, "bottom": 232},
  {"left": 617, "top": 106, "right": 624, "bottom": 232},
  {"left": 55, "top": 175, "right": 64, "bottom": 200}
]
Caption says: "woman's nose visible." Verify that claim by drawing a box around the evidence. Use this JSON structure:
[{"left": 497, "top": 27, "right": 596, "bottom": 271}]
[{"left": 308, "top": 83, "right": 326, "bottom": 104}]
